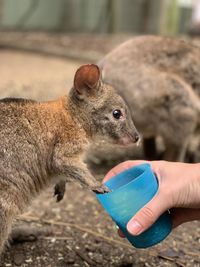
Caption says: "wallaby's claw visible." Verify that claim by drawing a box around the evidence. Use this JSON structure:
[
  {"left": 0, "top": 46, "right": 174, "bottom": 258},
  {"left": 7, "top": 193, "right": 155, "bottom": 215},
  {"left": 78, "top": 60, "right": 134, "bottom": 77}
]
[
  {"left": 92, "top": 184, "right": 110, "bottom": 194},
  {"left": 54, "top": 182, "right": 66, "bottom": 202}
]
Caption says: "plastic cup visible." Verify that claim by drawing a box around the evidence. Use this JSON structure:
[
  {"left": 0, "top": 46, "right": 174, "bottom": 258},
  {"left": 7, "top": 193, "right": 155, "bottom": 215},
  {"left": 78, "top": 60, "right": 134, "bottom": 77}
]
[{"left": 96, "top": 163, "right": 172, "bottom": 248}]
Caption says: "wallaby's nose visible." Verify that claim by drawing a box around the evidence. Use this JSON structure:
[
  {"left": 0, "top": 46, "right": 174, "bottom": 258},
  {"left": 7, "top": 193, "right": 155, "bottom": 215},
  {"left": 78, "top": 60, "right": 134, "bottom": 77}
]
[{"left": 134, "top": 132, "right": 140, "bottom": 143}]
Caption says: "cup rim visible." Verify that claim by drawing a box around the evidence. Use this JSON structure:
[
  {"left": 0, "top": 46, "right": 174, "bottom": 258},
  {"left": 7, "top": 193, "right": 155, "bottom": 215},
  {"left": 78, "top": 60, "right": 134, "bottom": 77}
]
[{"left": 104, "top": 163, "right": 152, "bottom": 195}]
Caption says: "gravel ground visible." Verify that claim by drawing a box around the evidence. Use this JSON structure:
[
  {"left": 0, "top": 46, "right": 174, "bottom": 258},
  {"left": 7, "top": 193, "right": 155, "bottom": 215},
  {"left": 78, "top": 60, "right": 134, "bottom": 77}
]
[{"left": 0, "top": 33, "right": 199, "bottom": 267}]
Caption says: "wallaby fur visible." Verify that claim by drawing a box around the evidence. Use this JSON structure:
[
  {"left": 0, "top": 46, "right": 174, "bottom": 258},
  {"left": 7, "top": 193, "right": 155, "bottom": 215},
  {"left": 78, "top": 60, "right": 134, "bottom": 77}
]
[
  {"left": 0, "top": 64, "right": 139, "bottom": 252},
  {"left": 99, "top": 35, "right": 200, "bottom": 161}
]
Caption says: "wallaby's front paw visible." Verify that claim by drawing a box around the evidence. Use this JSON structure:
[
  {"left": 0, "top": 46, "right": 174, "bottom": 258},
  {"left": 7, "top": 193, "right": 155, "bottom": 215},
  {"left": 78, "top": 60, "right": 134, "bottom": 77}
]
[
  {"left": 54, "top": 181, "right": 66, "bottom": 202},
  {"left": 92, "top": 184, "right": 110, "bottom": 194}
]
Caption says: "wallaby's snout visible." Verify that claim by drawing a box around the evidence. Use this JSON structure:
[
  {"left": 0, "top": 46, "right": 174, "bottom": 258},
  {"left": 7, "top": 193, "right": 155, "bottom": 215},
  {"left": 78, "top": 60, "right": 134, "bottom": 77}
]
[
  {"left": 118, "top": 125, "right": 140, "bottom": 146},
  {"left": 119, "top": 108, "right": 140, "bottom": 146}
]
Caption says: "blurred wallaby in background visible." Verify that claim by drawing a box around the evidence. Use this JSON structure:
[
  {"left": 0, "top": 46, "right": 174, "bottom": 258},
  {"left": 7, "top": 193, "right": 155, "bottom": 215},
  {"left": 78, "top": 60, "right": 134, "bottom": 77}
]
[
  {"left": 0, "top": 64, "right": 139, "bottom": 252},
  {"left": 97, "top": 35, "right": 200, "bottom": 162}
]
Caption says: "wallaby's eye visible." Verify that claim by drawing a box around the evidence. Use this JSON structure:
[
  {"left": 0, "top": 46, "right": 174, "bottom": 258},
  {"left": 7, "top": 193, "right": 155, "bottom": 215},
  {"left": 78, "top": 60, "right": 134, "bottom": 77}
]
[{"left": 113, "top": 109, "right": 122, "bottom": 119}]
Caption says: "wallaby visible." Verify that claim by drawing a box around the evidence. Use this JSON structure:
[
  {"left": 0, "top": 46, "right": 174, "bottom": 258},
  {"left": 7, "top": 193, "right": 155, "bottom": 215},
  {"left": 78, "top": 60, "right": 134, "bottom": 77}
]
[
  {"left": 98, "top": 35, "right": 200, "bottom": 161},
  {"left": 0, "top": 64, "right": 139, "bottom": 252}
]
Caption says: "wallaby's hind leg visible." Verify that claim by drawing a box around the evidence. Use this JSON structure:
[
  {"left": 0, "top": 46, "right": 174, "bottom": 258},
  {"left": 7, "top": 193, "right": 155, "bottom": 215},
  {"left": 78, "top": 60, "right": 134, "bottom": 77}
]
[
  {"left": 164, "top": 139, "right": 190, "bottom": 162},
  {"left": 177, "top": 139, "right": 190, "bottom": 162},
  {"left": 10, "top": 225, "right": 53, "bottom": 244}
]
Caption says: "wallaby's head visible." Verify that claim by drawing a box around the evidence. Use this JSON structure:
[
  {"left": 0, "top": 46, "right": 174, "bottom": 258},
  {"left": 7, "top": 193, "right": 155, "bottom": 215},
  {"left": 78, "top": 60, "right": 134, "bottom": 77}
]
[{"left": 69, "top": 64, "right": 139, "bottom": 146}]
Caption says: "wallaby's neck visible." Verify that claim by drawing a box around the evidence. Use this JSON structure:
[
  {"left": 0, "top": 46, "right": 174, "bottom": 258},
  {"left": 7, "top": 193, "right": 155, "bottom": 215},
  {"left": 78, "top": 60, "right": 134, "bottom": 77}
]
[{"left": 65, "top": 90, "right": 94, "bottom": 139}]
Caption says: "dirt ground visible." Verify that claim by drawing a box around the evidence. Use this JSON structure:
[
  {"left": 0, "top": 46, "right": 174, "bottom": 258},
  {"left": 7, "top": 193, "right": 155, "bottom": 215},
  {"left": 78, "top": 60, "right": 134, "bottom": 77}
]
[{"left": 0, "top": 34, "right": 199, "bottom": 267}]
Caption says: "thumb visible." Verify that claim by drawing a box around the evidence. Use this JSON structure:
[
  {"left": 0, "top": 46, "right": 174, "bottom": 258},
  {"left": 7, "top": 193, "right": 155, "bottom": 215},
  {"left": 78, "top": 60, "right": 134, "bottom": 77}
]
[{"left": 127, "top": 192, "right": 169, "bottom": 235}]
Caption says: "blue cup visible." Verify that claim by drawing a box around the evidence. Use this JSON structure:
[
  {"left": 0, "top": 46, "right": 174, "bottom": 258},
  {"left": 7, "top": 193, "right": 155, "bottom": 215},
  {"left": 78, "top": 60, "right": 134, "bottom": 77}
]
[{"left": 96, "top": 163, "right": 172, "bottom": 248}]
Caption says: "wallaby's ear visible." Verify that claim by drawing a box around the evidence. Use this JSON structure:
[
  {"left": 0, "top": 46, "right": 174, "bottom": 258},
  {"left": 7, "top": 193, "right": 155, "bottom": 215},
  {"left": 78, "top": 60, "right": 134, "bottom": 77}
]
[{"left": 74, "top": 64, "right": 101, "bottom": 98}]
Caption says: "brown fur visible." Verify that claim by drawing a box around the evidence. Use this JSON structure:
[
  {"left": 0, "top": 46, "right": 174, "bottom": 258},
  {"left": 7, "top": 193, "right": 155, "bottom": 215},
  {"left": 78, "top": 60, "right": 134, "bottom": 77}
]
[
  {"left": 99, "top": 36, "right": 200, "bottom": 161},
  {"left": 0, "top": 64, "right": 139, "bottom": 252}
]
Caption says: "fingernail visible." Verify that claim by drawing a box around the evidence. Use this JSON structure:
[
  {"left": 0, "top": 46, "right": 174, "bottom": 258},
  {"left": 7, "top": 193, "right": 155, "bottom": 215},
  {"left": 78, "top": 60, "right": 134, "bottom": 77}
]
[{"left": 127, "top": 220, "right": 143, "bottom": 235}]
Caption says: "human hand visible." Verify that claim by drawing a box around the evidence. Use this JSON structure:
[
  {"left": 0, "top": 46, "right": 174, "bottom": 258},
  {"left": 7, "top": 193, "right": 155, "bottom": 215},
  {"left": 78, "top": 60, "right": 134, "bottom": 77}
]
[{"left": 103, "top": 160, "right": 200, "bottom": 236}]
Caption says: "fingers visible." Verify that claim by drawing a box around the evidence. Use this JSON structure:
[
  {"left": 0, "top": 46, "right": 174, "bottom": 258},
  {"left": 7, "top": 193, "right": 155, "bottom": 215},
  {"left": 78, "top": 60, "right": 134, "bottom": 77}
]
[
  {"left": 170, "top": 208, "right": 200, "bottom": 228},
  {"left": 127, "top": 192, "right": 170, "bottom": 235},
  {"left": 103, "top": 160, "right": 148, "bottom": 182},
  {"left": 107, "top": 160, "right": 200, "bottom": 239},
  {"left": 117, "top": 228, "right": 125, "bottom": 238},
  {"left": 118, "top": 208, "right": 200, "bottom": 238}
]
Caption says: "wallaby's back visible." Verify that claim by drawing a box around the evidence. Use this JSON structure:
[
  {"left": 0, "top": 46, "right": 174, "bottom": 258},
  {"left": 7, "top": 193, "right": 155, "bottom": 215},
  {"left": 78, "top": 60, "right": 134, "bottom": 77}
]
[
  {"left": 0, "top": 98, "right": 62, "bottom": 209},
  {"left": 100, "top": 36, "right": 200, "bottom": 95}
]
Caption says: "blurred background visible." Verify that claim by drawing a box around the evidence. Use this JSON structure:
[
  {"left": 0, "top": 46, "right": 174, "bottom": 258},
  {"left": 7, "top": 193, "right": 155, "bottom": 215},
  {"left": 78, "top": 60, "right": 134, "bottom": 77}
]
[
  {"left": 0, "top": 1, "right": 200, "bottom": 267},
  {"left": 0, "top": 0, "right": 199, "bottom": 100},
  {"left": 0, "top": 0, "right": 196, "bottom": 35}
]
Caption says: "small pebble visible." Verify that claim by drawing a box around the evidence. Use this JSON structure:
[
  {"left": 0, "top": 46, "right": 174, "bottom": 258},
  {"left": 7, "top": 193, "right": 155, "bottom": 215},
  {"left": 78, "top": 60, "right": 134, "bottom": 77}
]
[{"left": 13, "top": 253, "right": 25, "bottom": 266}]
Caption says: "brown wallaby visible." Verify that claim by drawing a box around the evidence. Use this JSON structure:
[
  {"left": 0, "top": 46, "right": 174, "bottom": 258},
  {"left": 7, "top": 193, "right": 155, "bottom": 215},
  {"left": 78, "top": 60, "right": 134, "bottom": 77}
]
[
  {"left": 0, "top": 64, "right": 139, "bottom": 252},
  {"left": 98, "top": 35, "right": 200, "bottom": 161}
]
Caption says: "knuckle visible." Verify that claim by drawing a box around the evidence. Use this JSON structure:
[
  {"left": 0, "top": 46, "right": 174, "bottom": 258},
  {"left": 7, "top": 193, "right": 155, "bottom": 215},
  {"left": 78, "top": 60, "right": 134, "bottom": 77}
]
[{"left": 139, "top": 206, "right": 155, "bottom": 225}]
